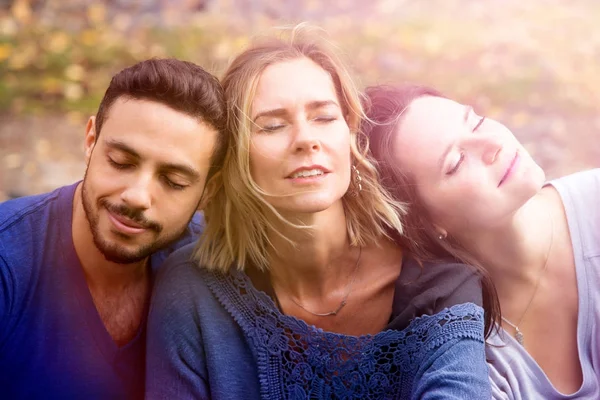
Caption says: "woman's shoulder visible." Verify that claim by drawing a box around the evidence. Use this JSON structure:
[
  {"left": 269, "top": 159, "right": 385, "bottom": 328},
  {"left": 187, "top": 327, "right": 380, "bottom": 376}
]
[
  {"left": 152, "top": 243, "right": 224, "bottom": 315},
  {"left": 549, "top": 168, "right": 600, "bottom": 257},
  {"left": 392, "top": 302, "right": 485, "bottom": 367},
  {"left": 155, "top": 242, "right": 204, "bottom": 286},
  {"left": 552, "top": 168, "right": 600, "bottom": 187},
  {"left": 399, "top": 257, "right": 481, "bottom": 283},
  {"left": 390, "top": 257, "right": 483, "bottom": 330},
  {"left": 549, "top": 168, "right": 600, "bottom": 207},
  {"left": 397, "top": 257, "right": 483, "bottom": 307}
]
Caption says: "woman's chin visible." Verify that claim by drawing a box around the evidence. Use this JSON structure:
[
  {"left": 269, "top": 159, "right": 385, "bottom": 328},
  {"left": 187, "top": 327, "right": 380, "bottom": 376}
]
[{"left": 272, "top": 195, "right": 343, "bottom": 217}]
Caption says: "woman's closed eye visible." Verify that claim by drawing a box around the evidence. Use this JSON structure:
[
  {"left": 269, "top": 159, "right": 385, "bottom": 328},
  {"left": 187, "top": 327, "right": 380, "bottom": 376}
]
[
  {"left": 473, "top": 116, "right": 485, "bottom": 132},
  {"left": 256, "top": 115, "right": 336, "bottom": 132},
  {"left": 312, "top": 115, "right": 337, "bottom": 123},
  {"left": 259, "top": 123, "right": 286, "bottom": 133},
  {"left": 446, "top": 152, "right": 465, "bottom": 176},
  {"left": 255, "top": 119, "right": 287, "bottom": 133}
]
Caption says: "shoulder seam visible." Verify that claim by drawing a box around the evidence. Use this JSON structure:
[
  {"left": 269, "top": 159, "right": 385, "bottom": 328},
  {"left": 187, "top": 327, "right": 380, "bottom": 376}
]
[{"left": 0, "top": 190, "right": 61, "bottom": 233}]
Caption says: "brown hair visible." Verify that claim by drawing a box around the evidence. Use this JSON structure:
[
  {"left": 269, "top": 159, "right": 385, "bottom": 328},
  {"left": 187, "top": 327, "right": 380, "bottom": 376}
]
[
  {"left": 194, "top": 25, "right": 407, "bottom": 272},
  {"left": 95, "top": 58, "right": 227, "bottom": 180},
  {"left": 363, "top": 84, "right": 500, "bottom": 338}
]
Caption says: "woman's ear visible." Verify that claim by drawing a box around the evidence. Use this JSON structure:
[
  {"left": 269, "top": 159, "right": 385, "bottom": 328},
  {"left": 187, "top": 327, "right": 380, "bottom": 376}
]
[{"left": 433, "top": 224, "right": 448, "bottom": 240}]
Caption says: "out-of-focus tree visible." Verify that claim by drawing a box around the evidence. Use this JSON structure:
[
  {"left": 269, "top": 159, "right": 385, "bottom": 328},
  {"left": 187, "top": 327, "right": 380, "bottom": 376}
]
[{"left": 1, "top": 0, "right": 599, "bottom": 200}]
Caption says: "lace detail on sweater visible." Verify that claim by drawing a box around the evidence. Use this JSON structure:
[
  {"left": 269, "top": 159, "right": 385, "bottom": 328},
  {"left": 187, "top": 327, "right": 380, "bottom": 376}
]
[{"left": 204, "top": 269, "right": 485, "bottom": 400}]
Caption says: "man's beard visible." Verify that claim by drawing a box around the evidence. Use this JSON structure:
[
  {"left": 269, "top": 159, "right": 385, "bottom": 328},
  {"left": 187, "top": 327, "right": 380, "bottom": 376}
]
[{"left": 81, "top": 175, "right": 186, "bottom": 264}]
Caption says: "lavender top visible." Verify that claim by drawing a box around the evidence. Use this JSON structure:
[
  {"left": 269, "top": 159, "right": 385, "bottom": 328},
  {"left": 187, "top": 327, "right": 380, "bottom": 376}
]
[{"left": 487, "top": 169, "right": 600, "bottom": 399}]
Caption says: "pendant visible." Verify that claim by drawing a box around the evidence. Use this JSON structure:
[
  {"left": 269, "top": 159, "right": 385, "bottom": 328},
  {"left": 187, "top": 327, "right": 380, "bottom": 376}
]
[
  {"left": 514, "top": 327, "right": 524, "bottom": 345},
  {"left": 328, "top": 300, "right": 347, "bottom": 316},
  {"left": 309, "top": 300, "right": 347, "bottom": 317}
]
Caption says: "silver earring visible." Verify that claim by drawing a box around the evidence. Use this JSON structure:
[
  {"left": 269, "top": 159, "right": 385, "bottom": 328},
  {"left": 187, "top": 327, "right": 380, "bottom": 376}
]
[
  {"left": 438, "top": 234, "right": 445, "bottom": 240},
  {"left": 352, "top": 165, "right": 362, "bottom": 194}
]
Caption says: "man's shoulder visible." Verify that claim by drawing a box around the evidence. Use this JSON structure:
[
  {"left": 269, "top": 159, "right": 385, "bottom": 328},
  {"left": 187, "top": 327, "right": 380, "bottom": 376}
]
[
  {"left": 0, "top": 188, "right": 62, "bottom": 256},
  {"left": 0, "top": 185, "right": 78, "bottom": 339},
  {"left": 0, "top": 191, "right": 56, "bottom": 232},
  {"left": 0, "top": 184, "right": 75, "bottom": 278},
  {"left": 0, "top": 184, "right": 75, "bottom": 234}
]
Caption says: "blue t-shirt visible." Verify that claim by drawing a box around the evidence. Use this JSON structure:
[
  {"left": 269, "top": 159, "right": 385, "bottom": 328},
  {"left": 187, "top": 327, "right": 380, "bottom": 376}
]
[{"left": 0, "top": 183, "right": 203, "bottom": 400}]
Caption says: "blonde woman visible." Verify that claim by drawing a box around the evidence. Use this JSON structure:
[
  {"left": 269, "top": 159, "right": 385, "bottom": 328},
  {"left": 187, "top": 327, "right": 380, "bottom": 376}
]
[{"left": 146, "top": 27, "right": 493, "bottom": 399}]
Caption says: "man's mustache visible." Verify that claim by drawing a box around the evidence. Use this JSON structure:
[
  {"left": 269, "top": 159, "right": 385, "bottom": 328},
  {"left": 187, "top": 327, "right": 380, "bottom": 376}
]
[{"left": 101, "top": 199, "right": 162, "bottom": 232}]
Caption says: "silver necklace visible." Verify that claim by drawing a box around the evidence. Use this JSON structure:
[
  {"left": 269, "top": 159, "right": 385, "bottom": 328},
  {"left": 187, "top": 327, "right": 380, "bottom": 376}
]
[
  {"left": 501, "top": 215, "right": 554, "bottom": 346},
  {"left": 277, "top": 247, "right": 362, "bottom": 317}
]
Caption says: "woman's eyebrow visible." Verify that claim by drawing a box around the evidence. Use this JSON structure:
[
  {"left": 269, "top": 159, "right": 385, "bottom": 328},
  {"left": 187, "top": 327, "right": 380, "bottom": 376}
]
[
  {"left": 306, "top": 100, "right": 339, "bottom": 111},
  {"left": 252, "top": 108, "right": 288, "bottom": 123},
  {"left": 463, "top": 105, "right": 473, "bottom": 123}
]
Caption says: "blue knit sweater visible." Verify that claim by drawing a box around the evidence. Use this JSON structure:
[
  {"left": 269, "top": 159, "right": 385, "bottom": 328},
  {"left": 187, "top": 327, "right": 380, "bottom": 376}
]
[{"left": 146, "top": 244, "right": 491, "bottom": 399}]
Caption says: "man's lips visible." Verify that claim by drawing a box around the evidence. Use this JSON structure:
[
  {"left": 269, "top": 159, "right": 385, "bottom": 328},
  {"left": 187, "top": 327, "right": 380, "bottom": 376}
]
[{"left": 107, "top": 210, "right": 148, "bottom": 234}]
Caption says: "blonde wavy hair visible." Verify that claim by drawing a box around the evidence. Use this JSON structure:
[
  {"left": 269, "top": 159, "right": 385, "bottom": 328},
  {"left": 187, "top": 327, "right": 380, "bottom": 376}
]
[{"left": 194, "top": 24, "right": 407, "bottom": 272}]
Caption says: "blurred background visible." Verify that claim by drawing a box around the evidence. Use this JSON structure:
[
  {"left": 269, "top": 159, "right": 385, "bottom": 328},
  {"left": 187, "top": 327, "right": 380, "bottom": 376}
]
[{"left": 1, "top": 0, "right": 599, "bottom": 201}]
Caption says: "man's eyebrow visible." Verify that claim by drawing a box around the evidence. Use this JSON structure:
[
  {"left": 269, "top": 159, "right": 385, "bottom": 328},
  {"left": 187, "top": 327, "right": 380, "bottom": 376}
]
[
  {"left": 105, "top": 139, "right": 140, "bottom": 158},
  {"left": 106, "top": 139, "right": 201, "bottom": 181},
  {"left": 159, "top": 162, "right": 201, "bottom": 181}
]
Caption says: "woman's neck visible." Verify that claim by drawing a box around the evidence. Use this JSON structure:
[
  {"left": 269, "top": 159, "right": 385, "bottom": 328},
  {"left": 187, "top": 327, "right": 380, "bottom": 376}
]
[
  {"left": 453, "top": 187, "right": 562, "bottom": 297},
  {"left": 267, "top": 201, "right": 358, "bottom": 300}
]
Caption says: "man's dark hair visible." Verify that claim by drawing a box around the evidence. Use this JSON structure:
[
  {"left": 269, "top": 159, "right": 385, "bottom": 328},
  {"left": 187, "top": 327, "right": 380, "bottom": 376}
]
[{"left": 95, "top": 58, "right": 227, "bottom": 181}]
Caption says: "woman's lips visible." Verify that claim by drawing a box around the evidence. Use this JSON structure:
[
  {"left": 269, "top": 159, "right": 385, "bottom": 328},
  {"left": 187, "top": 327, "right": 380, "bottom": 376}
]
[{"left": 498, "top": 152, "right": 520, "bottom": 187}]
